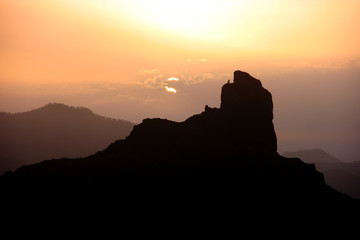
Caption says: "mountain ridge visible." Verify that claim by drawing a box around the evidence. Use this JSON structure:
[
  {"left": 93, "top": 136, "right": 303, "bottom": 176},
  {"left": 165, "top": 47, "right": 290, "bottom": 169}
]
[
  {"left": 0, "top": 103, "right": 135, "bottom": 174},
  {"left": 1, "top": 103, "right": 127, "bottom": 121},
  {"left": 1, "top": 71, "right": 358, "bottom": 207},
  {"left": 283, "top": 148, "right": 341, "bottom": 163},
  {"left": 283, "top": 148, "right": 360, "bottom": 199}
]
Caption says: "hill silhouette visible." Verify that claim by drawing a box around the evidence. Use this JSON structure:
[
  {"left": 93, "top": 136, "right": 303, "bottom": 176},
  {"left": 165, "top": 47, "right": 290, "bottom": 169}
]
[
  {"left": 284, "top": 149, "right": 360, "bottom": 199},
  {"left": 283, "top": 149, "right": 341, "bottom": 163},
  {"left": 0, "top": 103, "right": 134, "bottom": 174},
  {"left": 1, "top": 71, "right": 358, "bottom": 207}
]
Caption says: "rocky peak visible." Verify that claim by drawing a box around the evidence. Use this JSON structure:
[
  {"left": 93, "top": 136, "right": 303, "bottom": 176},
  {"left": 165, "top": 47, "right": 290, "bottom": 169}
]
[
  {"left": 220, "top": 71, "right": 277, "bottom": 153},
  {"left": 128, "top": 70, "right": 277, "bottom": 154},
  {"left": 221, "top": 70, "right": 269, "bottom": 113},
  {"left": 3, "top": 70, "right": 359, "bottom": 206},
  {"left": 233, "top": 70, "right": 261, "bottom": 86}
]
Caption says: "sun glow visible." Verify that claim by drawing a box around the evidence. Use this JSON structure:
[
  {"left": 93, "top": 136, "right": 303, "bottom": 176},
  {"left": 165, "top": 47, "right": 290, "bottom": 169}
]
[
  {"left": 102, "top": 0, "right": 234, "bottom": 41},
  {"left": 167, "top": 77, "right": 179, "bottom": 81},
  {"left": 2, "top": 0, "right": 360, "bottom": 89},
  {"left": 165, "top": 86, "right": 177, "bottom": 93}
]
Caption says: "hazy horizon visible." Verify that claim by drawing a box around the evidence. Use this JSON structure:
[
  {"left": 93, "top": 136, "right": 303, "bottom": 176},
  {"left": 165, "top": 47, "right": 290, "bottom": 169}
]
[{"left": 1, "top": 0, "right": 359, "bottom": 162}]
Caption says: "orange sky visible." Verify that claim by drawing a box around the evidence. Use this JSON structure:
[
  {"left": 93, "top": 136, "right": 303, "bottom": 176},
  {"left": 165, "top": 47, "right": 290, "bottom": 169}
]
[
  {"left": 1, "top": 0, "right": 360, "bottom": 84},
  {"left": 1, "top": 0, "right": 360, "bottom": 160}
]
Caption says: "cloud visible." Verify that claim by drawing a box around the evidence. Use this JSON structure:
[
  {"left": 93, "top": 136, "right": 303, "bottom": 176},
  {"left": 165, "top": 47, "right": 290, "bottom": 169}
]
[
  {"left": 139, "top": 69, "right": 161, "bottom": 75},
  {"left": 104, "top": 82, "right": 118, "bottom": 91},
  {"left": 186, "top": 73, "right": 214, "bottom": 84},
  {"left": 185, "top": 58, "right": 207, "bottom": 63},
  {"left": 273, "top": 58, "right": 360, "bottom": 70},
  {"left": 137, "top": 69, "right": 218, "bottom": 90},
  {"left": 138, "top": 68, "right": 166, "bottom": 89}
]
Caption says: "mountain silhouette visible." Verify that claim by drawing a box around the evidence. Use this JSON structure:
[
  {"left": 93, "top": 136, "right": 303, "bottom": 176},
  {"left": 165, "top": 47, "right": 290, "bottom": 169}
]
[
  {"left": 284, "top": 149, "right": 360, "bottom": 199},
  {"left": 0, "top": 103, "right": 134, "bottom": 174},
  {"left": 283, "top": 149, "right": 341, "bottom": 163},
  {"left": 1, "top": 71, "right": 358, "bottom": 207}
]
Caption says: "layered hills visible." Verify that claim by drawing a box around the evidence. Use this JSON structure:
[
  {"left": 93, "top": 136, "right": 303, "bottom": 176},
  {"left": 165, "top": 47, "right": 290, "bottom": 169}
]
[
  {"left": 284, "top": 149, "right": 360, "bottom": 199},
  {"left": 1, "top": 71, "right": 358, "bottom": 206},
  {"left": 283, "top": 149, "right": 341, "bottom": 163},
  {"left": 0, "top": 103, "right": 134, "bottom": 174}
]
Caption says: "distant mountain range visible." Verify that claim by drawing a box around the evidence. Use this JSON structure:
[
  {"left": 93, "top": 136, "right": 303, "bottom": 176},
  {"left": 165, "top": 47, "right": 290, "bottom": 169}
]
[
  {"left": 283, "top": 149, "right": 360, "bottom": 199},
  {"left": 0, "top": 103, "right": 135, "bottom": 174},
  {"left": 2, "top": 71, "right": 357, "bottom": 209},
  {"left": 283, "top": 149, "right": 341, "bottom": 163}
]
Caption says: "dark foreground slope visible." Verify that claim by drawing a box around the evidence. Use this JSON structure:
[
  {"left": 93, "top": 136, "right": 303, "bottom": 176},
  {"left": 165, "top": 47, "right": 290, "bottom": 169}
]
[
  {"left": 1, "top": 71, "right": 358, "bottom": 207},
  {"left": 0, "top": 103, "right": 134, "bottom": 174},
  {"left": 284, "top": 149, "right": 360, "bottom": 200}
]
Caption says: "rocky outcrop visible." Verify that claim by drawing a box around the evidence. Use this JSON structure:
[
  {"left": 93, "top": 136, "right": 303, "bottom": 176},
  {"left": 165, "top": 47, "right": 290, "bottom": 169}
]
[
  {"left": 127, "top": 70, "right": 276, "bottom": 156},
  {"left": 220, "top": 70, "right": 276, "bottom": 153},
  {"left": 1, "top": 71, "right": 358, "bottom": 206}
]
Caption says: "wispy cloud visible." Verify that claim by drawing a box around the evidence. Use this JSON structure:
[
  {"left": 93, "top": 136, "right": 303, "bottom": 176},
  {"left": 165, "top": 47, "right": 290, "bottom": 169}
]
[
  {"left": 139, "top": 69, "right": 161, "bottom": 75},
  {"left": 186, "top": 73, "right": 214, "bottom": 84},
  {"left": 138, "top": 69, "right": 216, "bottom": 88},
  {"left": 274, "top": 58, "right": 360, "bottom": 70},
  {"left": 138, "top": 68, "right": 166, "bottom": 89},
  {"left": 185, "top": 58, "right": 208, "bottom": 63}
]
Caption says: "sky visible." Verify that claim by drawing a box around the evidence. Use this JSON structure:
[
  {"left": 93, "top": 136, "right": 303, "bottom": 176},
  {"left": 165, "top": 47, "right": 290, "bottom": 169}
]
[{"left": 1, "top": 0, "right": 360, "bottom": 161}]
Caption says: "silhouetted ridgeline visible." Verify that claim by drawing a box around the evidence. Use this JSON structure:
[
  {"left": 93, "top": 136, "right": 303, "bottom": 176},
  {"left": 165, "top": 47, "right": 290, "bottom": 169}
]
[
  {"left": 0, "top": 103, "right": 134, "bottom": 174},
  {"left": 283, "top": 149, "right": 341, "bottom": 163},
  {"left": 1, "top": 71, "right": 358, "bottom": 208},
  {"left": 284, "top": 149, "right": 360, "bottom": 200}
]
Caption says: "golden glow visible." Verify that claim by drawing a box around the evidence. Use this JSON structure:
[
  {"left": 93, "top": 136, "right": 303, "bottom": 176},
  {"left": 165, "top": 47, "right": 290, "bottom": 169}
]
[
  {"left": 1, "top": 0, "right": 360, "bottom": 86},
  {"left": 59, "top": 0, "right": 360, "bottom": 57},
  {"left": 165, "top": 86, "right": 177, "bottom": 93},
  {"left": 1, "top": 0, "right": 359, "bottom": 162},
  {"left": 101, "top": 0, "right": 231, "bottom": 41}
]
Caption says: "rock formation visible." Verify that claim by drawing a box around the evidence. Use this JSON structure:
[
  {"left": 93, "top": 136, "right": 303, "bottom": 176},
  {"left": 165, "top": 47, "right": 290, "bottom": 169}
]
[
  {"left": 1, "top": 70, "right": 358, "bottom": 206},
  {"left": 127, "top": 70, "right": 276, "bottom": 157},
  {"left": 220, "top": 70, "right": 277, "bottom": 153}
]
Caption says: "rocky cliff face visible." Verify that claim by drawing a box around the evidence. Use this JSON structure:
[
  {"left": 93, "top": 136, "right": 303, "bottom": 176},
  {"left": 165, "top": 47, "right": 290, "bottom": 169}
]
[{"left": 220, "top": 70, "right": 277, "bottom": 153}]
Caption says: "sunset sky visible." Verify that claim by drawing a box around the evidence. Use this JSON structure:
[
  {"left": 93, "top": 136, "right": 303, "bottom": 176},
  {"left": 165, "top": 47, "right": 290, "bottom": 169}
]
[{"left": 1, "top": 0, "right": 359, "bottom": 161}]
